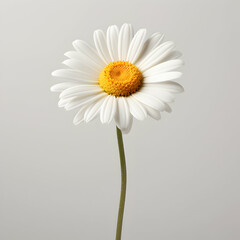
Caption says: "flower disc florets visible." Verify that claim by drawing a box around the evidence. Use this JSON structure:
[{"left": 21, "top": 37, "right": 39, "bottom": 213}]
[{"left": 99, "top": 61, "right": 143, "bottom": 97}]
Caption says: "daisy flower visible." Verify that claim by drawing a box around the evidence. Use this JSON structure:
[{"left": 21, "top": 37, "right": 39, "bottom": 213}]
[
  {"left": 51, "top": 23, "right": 183, "bottom": 133},
  {"left": 51, "top": 23, "right": 184, "bottom": 240}
]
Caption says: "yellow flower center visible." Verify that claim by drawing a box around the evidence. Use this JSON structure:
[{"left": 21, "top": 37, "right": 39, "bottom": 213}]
[{"left": 98, "top": 61, "right": 143, "bottom": 97}]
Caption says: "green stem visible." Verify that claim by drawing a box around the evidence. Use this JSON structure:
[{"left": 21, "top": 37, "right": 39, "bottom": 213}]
[{"left": 115, "top": 126, "right": 127, "bottom": 240}]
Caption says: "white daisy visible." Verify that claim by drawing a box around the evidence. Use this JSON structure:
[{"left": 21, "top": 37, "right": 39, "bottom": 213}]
[{"left": 51, "top": 23, "right": 184, "bottom": 133}]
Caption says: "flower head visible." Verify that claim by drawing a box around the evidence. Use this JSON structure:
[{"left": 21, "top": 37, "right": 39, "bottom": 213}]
[{"left": 51, "top": 23, "right": 184, "bottom": 133}]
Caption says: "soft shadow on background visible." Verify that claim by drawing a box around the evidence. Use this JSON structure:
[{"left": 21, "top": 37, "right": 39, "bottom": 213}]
[{"left": 1, "top": 0, "right": 240, "bottom": 240}]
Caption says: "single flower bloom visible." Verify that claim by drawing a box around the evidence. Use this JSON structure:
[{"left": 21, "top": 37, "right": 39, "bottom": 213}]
[{"left": 51, "top": 23, "right": 184, "bottom": 133}]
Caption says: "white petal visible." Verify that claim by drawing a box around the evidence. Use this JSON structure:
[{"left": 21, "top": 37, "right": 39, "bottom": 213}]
[
  {"left": 50, "top": 82, "right": 79, "bottom": 92},
  {"left": 143, "top": 59, "right": 183, "bottom": 77},
  {"left": 84, "top": 97, "right": 106, "bottom": 123},
  {"left": 141, "top": 86, "right": 175, "bottom": 103},
  {"left": 144, "top": 81, "right": 184, "bottom": 93},
  {"left": 60, "top": 89, "right": 102, "bottom": 100},
  {"left": 59, "top": 85, "right": 101, "bottom": 98},
  {"left": 132, "top": 91, "right": 166, "bottom": 111},
  {"left": 137, "top": 41, "right": 175, "bottom": 72},
  {"left": 72, "top": 40, "right": 105, "bottom": 67},
  {"left": 62, "top": 59, "right": 100, "bottom": 75},
  {"left": 51, "top": 69, "right": 97, "bottom": 83},
  {"left": 100, "top": 95, "right": 111, "bottom": 123},
  {"left": 93, "top": 29, "right": 112, "bottom": 64},
  {"left": 100, "top": 95, "right": 117, "bottom": 124},
  {"left": 136, "top": 32, "right": 164, "bottom": 63},
  {"left": 64, "top": 51, "right": 102, "bottom": 71},
  {"left": 164, "top": 103, "right": 172, "bottom": 113},
  {"left": 162, "top": 51, "right": 182, "bottom": 61},
  {"left": 121, "top": 115, "right": 133, "bottom": 134},
  {"left": 142, "top": 103, "right": 161, "bottom": 120},
  {"left": 118, "top": 23, "right": 134, "bottom": 60},
  {"left": 106, "top": 25, "right": 119, "bottom": 61},
  {"left": 73, "top": 104, "right": 90, "bottom": 125},
  {"left": 58, "top": 97, "right": 74, "bottom": 108},
  {"left": 115, "top": 97, "right": 131, "bottom": 131},
  {"left": 65, "top": 92, "right": 107, "bottom": 111},
  {"left": 126, "top": 28, "right": 147, "bottom": 63},
  {"left": 109, "top": 97, "right": 117, "bottom": 123},
  {"left": 126, "top": 96, "right": 147, "bottom": 121},
  {"left": 144, "top": 72, "right": 182, "bottom": 83}
]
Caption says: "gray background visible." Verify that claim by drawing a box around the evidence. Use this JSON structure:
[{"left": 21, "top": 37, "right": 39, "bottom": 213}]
[{"left": 1, "top": 0, "right": 240, "bottom": 239}]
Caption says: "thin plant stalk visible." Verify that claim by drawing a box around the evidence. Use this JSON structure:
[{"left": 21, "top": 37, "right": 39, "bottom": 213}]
[{"left": 115, "top": 126, "right": 127, "bottom": 240}]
